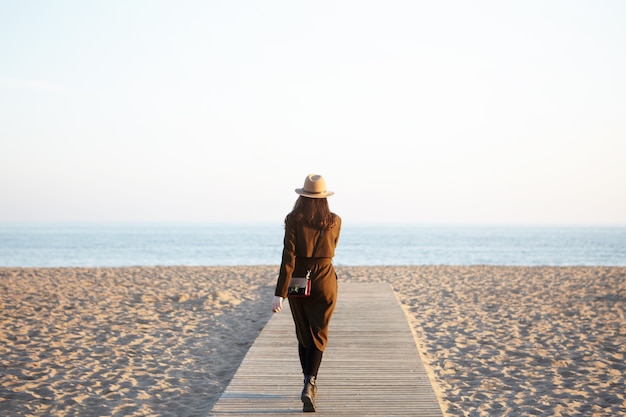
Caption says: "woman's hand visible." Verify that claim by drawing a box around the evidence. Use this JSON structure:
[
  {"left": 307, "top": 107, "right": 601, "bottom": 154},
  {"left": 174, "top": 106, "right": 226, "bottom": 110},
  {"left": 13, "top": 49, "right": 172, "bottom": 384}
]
[{"left": 272, "top": 296, "right": 284, "bottom": 313}]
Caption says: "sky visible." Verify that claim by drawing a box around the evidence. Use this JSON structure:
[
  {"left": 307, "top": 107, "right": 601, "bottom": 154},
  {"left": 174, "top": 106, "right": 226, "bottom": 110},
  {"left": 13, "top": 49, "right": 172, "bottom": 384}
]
[{"left": 1, "top": 0, "right": 625, "bottom": 225}]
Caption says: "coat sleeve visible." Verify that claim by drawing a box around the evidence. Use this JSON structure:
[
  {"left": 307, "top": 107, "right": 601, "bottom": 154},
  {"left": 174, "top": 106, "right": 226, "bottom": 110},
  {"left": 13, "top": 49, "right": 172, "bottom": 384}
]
[
  {"left": 275, "top": 221, "right": 297, "bottom": 298},
  {"left": 333, "top": 215, "right": 342, "bottom": 248}
]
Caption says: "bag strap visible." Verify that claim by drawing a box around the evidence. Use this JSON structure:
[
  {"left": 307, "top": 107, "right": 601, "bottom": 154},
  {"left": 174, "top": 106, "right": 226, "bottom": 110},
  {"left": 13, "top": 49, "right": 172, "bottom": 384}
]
[{"left": 306, "top": 228, "right": 325, "bottom": 278}]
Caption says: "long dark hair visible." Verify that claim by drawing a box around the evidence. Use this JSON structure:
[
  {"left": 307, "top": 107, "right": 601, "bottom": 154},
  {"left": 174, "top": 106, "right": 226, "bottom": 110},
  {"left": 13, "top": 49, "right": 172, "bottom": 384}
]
[{"left": 285, "top": 196, "right": 336, "bottom": 229}]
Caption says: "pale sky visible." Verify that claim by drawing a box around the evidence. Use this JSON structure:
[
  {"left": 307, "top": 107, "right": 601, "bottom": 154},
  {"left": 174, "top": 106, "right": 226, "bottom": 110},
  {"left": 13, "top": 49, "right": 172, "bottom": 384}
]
[{"left": 1, "top": 1, "right": 625, "bottom": 225}]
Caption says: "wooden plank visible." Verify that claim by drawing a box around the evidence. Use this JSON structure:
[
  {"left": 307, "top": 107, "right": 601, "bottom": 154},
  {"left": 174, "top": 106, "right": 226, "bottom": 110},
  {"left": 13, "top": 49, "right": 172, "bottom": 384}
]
[{"left": 210, "top": 282, "right": 443, "bottom": 416}]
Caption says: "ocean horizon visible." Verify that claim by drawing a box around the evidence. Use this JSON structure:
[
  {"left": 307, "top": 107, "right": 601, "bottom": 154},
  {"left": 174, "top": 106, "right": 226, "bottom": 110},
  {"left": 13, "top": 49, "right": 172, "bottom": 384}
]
[{"left": 1, "top": 222, "right": 625, "bottom": 268}]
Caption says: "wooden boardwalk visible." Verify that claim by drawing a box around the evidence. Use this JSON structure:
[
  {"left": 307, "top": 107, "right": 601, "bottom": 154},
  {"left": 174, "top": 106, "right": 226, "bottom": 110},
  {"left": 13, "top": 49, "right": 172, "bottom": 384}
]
[{"left": 210, "top": 282, "right": 443, "bottom": 416}]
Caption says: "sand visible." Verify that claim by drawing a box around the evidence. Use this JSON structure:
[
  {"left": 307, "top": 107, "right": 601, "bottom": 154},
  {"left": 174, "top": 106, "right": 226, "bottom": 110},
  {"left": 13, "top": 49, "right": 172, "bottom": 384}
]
[{"left": 1, "top": 266, "right": 625, "bottom": 416}]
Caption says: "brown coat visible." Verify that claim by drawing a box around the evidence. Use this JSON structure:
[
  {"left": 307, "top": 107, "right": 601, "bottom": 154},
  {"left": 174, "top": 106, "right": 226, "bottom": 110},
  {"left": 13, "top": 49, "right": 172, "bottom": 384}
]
[
  {"left": 275, "top": 214, "right": 342, "bottom": 298},
  {"left": 275, "top": 214, "right": 342, "bottom": 351}
]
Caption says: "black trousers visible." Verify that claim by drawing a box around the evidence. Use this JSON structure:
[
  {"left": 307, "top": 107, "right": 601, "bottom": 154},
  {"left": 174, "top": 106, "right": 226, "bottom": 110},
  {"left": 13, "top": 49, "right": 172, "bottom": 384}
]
[{"left": 299, "top": 344, "right": 323, "bottom": 377}]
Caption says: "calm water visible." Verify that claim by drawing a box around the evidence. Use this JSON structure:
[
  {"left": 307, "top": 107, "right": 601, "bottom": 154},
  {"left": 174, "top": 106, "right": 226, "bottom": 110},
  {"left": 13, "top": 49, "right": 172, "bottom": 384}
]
[{"left": 1, "top": 223, "right": 625, "bottom": 267}]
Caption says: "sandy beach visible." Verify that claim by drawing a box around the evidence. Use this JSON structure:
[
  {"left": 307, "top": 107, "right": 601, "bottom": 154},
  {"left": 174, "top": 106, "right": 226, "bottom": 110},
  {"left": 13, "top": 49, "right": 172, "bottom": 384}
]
[{"left": 1, "top": 266, "right": 624, "bottom": 416}]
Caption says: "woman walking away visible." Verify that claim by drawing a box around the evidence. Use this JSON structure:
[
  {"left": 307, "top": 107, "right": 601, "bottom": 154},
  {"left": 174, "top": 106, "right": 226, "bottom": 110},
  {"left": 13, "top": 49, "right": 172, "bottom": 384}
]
[{"left": 272, "top": 174, "right": 342, "bottom": 413}]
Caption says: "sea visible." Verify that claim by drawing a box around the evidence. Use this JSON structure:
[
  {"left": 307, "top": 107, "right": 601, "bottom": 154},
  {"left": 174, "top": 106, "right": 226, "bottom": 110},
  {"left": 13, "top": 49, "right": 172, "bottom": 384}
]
[{"left": 1, "top": 223, "right": 625, "bottom": 267}]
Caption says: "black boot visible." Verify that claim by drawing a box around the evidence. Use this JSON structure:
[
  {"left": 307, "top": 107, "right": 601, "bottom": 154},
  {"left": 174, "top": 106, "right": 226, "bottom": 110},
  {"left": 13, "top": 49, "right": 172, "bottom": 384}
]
[{"left": 301, "top": 375, "right": 317, "bottom": 412}]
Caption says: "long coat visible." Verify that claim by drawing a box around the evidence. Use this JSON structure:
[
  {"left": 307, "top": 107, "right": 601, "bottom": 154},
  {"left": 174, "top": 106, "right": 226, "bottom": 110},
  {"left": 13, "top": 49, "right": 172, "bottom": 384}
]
[{"left": 275, "top": 214, "right": 342, "bottom": 351}]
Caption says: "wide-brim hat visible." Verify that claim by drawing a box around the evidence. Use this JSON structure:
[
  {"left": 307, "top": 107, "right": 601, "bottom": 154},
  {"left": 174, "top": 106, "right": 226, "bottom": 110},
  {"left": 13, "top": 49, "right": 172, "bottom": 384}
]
[{"left": 295, "top": 174, "right": 334, "bottom": 198}]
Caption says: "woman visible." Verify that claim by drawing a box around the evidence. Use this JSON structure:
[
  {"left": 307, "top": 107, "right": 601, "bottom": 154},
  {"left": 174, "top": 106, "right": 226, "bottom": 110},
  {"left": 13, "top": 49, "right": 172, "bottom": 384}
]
[{"left": 272, "top": 174, "right": 341, "bottom": 413}]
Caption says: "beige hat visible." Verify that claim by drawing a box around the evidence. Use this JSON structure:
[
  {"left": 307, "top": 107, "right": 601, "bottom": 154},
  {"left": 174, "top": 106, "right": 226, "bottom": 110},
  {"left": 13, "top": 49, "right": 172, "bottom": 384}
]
[{"left": 295, "top": 174, "right": 334, "bottom": 198}]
